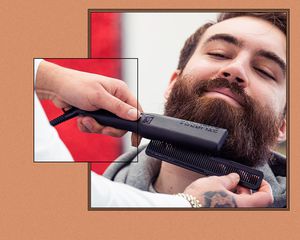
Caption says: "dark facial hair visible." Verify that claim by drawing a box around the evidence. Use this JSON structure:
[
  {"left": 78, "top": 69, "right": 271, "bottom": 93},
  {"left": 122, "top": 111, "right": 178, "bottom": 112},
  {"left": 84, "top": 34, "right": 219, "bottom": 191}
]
[{"left": 164, "top": 75, "right": 281, "bottom": 167}]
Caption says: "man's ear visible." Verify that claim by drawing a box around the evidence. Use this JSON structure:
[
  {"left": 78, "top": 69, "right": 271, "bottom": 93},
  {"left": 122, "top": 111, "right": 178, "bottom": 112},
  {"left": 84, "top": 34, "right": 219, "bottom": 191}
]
[
  {"left": 277, "top": 118, "right": 287, "bottom": 142},
  {"left": 164, "top": 70, "right": 180, "bottom": 100}
]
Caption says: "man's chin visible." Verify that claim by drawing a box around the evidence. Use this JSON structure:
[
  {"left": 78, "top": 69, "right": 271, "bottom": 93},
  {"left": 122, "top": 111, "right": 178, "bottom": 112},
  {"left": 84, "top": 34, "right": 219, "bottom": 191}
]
[{"left": 165, "top": 76, "right": 280, "bottom": 167}]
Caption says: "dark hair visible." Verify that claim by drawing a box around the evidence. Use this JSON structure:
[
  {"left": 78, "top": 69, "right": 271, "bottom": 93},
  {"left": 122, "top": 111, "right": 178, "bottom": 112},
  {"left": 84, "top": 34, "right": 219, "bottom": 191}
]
[{"left": 177, "top": 12, "right": 287, "bottom": 71}]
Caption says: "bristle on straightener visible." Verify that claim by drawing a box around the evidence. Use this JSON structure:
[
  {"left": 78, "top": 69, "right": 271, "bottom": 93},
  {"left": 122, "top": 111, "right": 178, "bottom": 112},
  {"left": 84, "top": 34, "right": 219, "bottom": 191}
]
[{"left": 145, "top": 140, "right": 263, "bottom": 190}]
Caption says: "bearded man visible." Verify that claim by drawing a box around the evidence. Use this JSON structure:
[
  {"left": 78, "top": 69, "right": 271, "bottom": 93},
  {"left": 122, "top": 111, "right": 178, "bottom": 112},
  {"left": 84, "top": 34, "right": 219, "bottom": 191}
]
[{"left": 102, "top": 12, "right": 287, "bottom": 207}]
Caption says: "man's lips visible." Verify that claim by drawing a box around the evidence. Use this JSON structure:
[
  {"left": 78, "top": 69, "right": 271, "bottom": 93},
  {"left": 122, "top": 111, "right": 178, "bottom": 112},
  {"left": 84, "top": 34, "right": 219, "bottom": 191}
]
[{"left": 204, "top": 88, "right": 244, "bottom": 106}]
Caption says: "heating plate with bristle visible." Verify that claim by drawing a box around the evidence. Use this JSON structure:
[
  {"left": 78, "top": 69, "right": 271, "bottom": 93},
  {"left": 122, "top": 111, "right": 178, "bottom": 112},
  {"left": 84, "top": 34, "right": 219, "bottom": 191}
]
[{"left": 146, "top": 140, "right": 264, "bottom": 190}]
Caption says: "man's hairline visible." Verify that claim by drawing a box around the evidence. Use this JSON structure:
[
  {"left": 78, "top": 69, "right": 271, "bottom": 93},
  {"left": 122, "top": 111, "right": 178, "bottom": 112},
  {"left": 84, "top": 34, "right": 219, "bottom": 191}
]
[{"left": 178, "top": 15, "right": 287, "bottom": 73}]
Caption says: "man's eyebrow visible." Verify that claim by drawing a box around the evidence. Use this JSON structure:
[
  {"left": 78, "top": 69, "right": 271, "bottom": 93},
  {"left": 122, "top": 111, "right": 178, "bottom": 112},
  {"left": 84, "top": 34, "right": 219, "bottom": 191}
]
[
  {"left": 203, "top": 33, "right": 286, "bottom": 76},
  {"left": 256, "top": 49, "right": 286, "bottom": 76},
  {"left": 203, "top": 33, "right": 243, "bottom": 47}
]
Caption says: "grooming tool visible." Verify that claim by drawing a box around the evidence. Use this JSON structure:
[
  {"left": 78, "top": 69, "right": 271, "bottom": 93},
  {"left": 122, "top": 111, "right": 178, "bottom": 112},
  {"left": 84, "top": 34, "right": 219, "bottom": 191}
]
[
  {"left": 50, "top": 107, "right": 264, "bottom": 189},
  {"left": 146, "top": 140, "right": 263, "bottom": 190},
  {"left": 50, "top": 107, "right": 228, "bottom": 152}
]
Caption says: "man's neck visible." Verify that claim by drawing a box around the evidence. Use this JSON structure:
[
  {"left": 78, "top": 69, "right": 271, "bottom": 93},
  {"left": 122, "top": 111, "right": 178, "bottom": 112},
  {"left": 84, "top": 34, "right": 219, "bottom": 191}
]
[{"left": 153, "top": 162, "right": 205, "bottom": 194}]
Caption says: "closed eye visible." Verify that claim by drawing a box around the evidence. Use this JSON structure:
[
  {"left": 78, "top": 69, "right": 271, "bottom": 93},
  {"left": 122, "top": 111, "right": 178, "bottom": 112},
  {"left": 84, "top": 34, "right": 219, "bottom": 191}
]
[
  {"left": 207, "top": 52, "right": 230, "bottom": 59},
  {"left": 254, "top": 67, "right": 276, "bottom": 81}
]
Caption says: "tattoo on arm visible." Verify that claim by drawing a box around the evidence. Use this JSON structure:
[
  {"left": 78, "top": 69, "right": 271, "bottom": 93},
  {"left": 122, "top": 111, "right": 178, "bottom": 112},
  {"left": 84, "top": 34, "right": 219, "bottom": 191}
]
[{"left": 202, "top": 191, "right": 237, "bottom": 208}]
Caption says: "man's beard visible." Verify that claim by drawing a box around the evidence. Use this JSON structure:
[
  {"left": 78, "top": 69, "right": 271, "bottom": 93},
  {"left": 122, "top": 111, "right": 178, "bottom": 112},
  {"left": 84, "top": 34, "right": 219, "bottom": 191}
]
[{"left": 164, "top": 75, "right": 282, "bottom": 167}]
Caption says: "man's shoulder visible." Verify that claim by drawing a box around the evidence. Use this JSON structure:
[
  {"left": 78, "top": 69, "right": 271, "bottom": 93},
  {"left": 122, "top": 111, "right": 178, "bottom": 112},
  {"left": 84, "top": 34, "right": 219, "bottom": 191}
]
[
  {"left": 270, "top": 151, "right": 286, "bottom": 177},
  {"left": 103, "top": 145, "right": 147, "bottom": 180}
]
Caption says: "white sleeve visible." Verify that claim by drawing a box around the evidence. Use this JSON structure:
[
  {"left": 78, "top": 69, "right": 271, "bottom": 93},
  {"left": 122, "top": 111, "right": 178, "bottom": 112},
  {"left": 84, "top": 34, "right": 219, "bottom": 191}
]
[
  {"left": 91, "top": 171, "right": 190, "bottom": 208},
  {"left": 34, "top": 58, "right": 43, "bottom": 84},
  {"left": 34, "top": 59, "right": 73, "bottom": 161}
]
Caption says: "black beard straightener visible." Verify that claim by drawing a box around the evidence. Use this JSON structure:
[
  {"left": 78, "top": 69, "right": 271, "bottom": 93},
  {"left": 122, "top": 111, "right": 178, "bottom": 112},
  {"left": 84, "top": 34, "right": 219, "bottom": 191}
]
[{"left": 50, "top": 107, "right": 264, "bottom": 190}]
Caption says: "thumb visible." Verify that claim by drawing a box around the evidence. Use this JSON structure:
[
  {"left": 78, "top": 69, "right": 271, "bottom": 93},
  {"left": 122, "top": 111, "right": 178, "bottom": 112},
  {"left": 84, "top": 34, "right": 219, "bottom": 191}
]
[
  {"left": 99, "top": 92, "right": 141, "bottom": 121},
  {"left": 218, "top": 173, "right": 240, "bottom": 191}
]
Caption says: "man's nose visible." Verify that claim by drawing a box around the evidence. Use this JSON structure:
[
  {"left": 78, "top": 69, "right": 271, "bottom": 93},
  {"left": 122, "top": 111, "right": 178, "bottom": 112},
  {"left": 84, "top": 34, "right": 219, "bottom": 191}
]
[{"left": 217, "top": 60, "right": 249, "bottom": 88}]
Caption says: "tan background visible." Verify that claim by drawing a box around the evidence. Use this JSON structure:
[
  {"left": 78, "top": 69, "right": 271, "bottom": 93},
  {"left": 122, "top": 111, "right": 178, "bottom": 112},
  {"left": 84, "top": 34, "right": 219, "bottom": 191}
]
[{"left": 0, "top": 0, "right": 298, "bottom": 239}]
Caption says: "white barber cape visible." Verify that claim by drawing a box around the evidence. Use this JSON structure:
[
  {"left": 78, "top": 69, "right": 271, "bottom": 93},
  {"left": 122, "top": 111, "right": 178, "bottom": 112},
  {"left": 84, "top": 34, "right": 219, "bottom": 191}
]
[
  {"left": 91, "top": 171, "right": 189, "bottom": 207},
  {"left": 34, "top": 59, "right": 190, "bottom": 207},
  {"left": 34, "top": 59, "right": 73, "bottom": 162}
]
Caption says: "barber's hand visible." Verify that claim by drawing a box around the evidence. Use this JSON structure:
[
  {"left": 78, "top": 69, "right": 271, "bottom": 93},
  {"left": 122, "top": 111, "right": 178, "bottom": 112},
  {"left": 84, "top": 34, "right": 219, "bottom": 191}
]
[
  {"left": 184, "top": 173, "right": 274, "bottom": 208},
  {"left": 36, "top": 60, "right": 142, "bottom": 146}
]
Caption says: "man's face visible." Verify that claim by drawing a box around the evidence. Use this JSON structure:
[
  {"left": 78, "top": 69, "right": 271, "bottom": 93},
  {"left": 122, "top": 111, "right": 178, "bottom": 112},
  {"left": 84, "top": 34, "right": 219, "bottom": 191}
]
[{"left": 165, "top": 16, "right": 286, "bottom": 166}]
